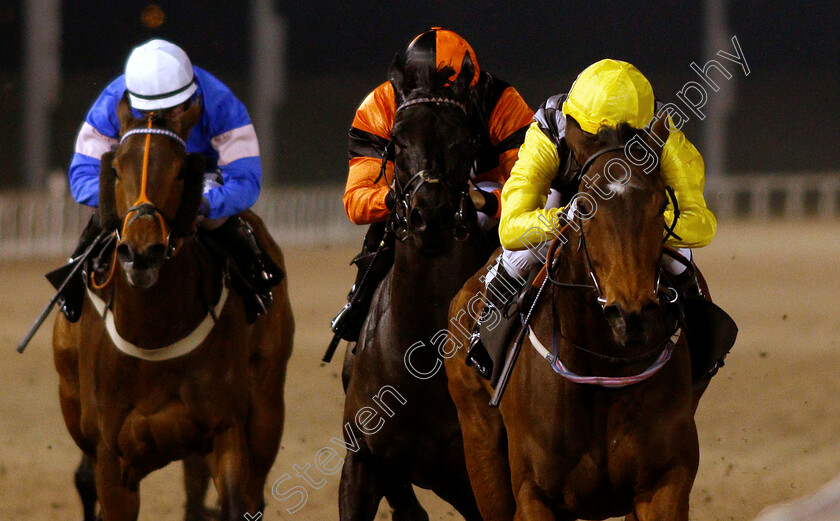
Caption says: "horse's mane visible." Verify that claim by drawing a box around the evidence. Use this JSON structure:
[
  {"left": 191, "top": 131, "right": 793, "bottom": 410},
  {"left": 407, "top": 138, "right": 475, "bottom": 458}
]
[
  {"left": 594, "top": 122, "right": 645, "bottom": 147},
  {"left": 401, "top": 64, "right": 460, "bottom": 101}
]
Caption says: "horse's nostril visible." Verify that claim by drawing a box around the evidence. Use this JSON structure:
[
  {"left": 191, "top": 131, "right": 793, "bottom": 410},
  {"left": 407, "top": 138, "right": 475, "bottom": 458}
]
[
  {"left": 410, "top": 208, "right": 426, "bottom": 231},
  {"left": 146, "top": 244, "right": 167, "bottom": 265},
  {"left": 116, "top": 243, "right": 133, "bottom": 264},
  {"left": 641, "top": 301, "right": 660, "bottom": 314},
  {"left": 603, "top": 304, "right": 622, "bottom": 321}
]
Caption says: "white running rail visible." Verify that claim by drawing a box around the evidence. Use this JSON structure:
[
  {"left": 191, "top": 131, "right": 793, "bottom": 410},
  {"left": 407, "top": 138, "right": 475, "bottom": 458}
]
[{"left": 1, "top": 174, "right": 839, "bottom": 260}]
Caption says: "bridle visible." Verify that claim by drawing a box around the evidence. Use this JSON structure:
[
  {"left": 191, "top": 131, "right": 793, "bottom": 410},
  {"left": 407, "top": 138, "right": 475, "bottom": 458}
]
[
  {"left": 116, "top": 114, "right": 187, "bottom": 257},
  {"left": 387, "top": 96, "right": 474, "bottom": 242},
  {"left": 524, "top": 143, "right": 689, "bottom": 385},
  {"left": 550, "top": 144, "right": 682, "bottom": 309}
]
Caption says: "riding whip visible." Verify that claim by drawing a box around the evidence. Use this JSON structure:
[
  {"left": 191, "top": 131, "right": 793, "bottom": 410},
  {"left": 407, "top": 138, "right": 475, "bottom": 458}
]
[{"left": 17, "top": 232, "right": 110, "bottom": 354}]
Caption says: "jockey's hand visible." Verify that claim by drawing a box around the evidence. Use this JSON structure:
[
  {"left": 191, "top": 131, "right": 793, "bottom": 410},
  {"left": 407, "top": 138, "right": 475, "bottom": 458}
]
[
  {"left": 385, "top": 190, "right": 396, "bottom": 211},
  {"left": 469, "top": 188, "right": 486, "bottom": 211},
  {"left": 469, "top": 183, "right": 499, "bottom": 216},
  {"left": 196, "top": 196, "right": 224, "bottom": 230}
]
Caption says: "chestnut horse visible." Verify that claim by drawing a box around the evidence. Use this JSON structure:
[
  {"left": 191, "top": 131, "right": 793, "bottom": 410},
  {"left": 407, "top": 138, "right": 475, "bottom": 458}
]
[
  {"left": 52, "top": 96, "right": 294, "bottom": 521},
  {"left": 338, "top": 54, "right": 489, "bottom": 520},
  {"left": 446, "top": 116, "right": 706, "bottom": 520}
]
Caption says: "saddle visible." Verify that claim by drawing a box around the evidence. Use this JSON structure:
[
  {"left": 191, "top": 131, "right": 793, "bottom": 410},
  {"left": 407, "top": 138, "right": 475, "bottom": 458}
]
[{"left": 197, "top": 225, "right": 284, "bottom": 324}]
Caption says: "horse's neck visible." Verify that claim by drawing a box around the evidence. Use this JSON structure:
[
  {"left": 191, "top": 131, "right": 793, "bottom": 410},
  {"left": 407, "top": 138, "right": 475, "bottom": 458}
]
[
  {"left": 544, "top": 245, "right": 611, "bottom": 346},
  {"left": 390, "top": 240, "right": 481, "bottom": 334},
  {"left": 111, "top": 242, "right": 221, "bottom": 348}
]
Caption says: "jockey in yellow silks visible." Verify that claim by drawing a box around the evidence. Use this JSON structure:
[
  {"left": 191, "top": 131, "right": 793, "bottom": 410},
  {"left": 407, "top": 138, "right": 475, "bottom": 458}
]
[{"left": 465, "top": 59, "right": 719, "bottom": 380}]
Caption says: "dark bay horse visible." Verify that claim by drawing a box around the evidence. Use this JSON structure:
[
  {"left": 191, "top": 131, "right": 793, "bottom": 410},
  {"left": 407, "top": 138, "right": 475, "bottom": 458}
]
[
  {"left": 446, "top": 115, "right": 706, "bottom": 520},
  {"left": 52, "top": 96, "right": 294, "bottom": 521},
  {"left": 338, "top": 53, "right": 490, "bottom": 521}
]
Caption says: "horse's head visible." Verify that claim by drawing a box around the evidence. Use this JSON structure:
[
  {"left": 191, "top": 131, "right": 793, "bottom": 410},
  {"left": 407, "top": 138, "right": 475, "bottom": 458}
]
[
  {"left": 98, "top": 94, "right": 205, "bottom": 288},
  {"left": 564, "top": 114, "right": 672, "bottom": 346},
  {"left": 386, "top": 51, "right": 478, "bottom": 255}
]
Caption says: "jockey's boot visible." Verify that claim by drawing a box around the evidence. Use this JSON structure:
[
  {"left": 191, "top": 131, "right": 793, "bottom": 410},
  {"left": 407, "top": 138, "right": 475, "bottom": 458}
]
[
  {"left": 466, "top": 258, "right": 527, "bottom": 382},
  {"left": 331, "top": 221, "right": 394, "bottom": 342},
  {"left": 48, "top": 214, "right": 104, "bottom": 322},
  {"left": 212, "top": 216, "right": 284, "bottom": 322},
  {"left": 668, "top": 262, "right": 730, "bottom": 381}
]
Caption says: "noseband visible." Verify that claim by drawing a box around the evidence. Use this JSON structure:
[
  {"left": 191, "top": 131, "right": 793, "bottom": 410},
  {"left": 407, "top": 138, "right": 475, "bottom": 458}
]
[
  {"left": 388, "top": 96, "right": 473, "bottom": 241},
  {"left": 116, "top": 115, "right": 187, "bottom": 256}
]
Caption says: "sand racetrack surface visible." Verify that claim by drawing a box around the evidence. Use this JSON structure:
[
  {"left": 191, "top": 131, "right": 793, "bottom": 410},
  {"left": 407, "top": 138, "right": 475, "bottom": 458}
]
[{"left": 1, "top": 221, "right": 839, "bottom": 521}]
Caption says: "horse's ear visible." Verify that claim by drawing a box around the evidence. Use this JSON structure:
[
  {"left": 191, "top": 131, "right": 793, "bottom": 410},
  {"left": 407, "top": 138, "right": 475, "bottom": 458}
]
[
  {"left": 98, "top": 151, "right": 121, "bottom": 232},
  {"left": 450, "top": 52, "right": 475, "bottom": 102},
  {"left": 117, "top": 93, "right": 140, "bottom": 133},
  {"left": 174, "top": 99, "right": 202, "bottom": 140},
  {"left": 172, "top": 152, "right": 206, "bottom": 236},
  {"left": 564, "top": 116, "right": 593, "bottom": 166},
  {"left": 388, "top": 53, "right": 407, "bottom": 104},
  {"left": 645, "top": 111, "right": 670, "bottom": 155}
]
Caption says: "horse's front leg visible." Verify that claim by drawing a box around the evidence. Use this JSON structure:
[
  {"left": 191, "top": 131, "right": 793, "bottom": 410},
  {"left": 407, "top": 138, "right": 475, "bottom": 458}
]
[
  {"left": 513, "top": 480, "right": 556, "bottom": 521},
  {"left": 93, "top": 447, "right": 140, "bottom": 521},
  {"left": 338, "top": 448, "right": 391, "bottom": 521},
  {"left": 632, "top": 464, "right": 695, "bottom": 521},
  {"left": 75, "top": 454, "right": 98, "bottom": 521},
  {"left": 183, "top": 453, "right": 217, "bottom": 521},
  {"left": 208, "top": 424, "right": 261, "bottom": 521},
  {"left": 444, "top": 356, "right": 515, "bottom": 520}
]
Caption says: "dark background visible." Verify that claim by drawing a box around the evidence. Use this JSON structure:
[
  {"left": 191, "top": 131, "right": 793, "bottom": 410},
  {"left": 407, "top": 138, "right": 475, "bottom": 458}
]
[{"left": 1, "top": 0, "right": 838, "bottom": 187}]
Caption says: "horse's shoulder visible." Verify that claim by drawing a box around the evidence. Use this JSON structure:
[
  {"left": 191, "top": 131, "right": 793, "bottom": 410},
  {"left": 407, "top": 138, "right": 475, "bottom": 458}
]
[{"left": 449, "top": 246, "right": 500, "bottom": 320}]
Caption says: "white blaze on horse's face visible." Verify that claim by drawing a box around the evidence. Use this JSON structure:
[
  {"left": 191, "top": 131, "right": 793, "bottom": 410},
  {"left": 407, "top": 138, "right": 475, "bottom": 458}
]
[{"left": 608, "top": 182, "right": 628, "bottom": 196}]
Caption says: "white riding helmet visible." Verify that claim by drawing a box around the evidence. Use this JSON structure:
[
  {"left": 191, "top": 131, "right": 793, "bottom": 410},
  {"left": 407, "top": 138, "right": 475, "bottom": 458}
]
[{"left": 125, "top": 39, "right": 197, "bottom": 111}]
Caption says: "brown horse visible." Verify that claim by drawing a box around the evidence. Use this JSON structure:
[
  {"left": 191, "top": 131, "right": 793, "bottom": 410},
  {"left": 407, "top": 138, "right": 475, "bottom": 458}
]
[
  {"left": 446, "top": 115, "right": 707, "bottom": 520},
  {"left": 338, "top": 53, "right": 489, "bottom": 520},
  {"left": 52, "top": 96, "right": 294, "bottom": 521}
]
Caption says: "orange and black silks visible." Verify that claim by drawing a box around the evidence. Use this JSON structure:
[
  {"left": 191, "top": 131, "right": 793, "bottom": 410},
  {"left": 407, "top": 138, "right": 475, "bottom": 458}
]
[{"left": 343, "top": 73, "right": 534, "bottom": 225}]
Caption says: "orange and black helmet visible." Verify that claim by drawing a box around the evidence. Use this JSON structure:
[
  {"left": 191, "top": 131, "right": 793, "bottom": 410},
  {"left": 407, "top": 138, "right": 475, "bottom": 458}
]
[{"left": 404, "top": 27, "right": 480, "bottom": 87}]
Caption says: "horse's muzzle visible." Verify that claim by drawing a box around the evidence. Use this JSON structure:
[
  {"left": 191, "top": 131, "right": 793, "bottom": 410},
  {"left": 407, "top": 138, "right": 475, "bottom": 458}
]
[
  {"left": 604, "top": 300, "right": 661, "bottom": 347},
  {"left": 117, "top": 242, "right": 167, "bottom": 288}
]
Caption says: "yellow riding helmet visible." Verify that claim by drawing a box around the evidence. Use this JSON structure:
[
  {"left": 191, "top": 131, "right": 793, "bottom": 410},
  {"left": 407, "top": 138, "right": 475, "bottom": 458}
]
[{"left": 562, "top": 59, "right": 655, "bottom": 134}]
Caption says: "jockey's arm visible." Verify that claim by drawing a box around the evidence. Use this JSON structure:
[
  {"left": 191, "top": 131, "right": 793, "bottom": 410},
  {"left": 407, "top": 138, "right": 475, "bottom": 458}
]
[
  {"left": 343, "top": 82, "right": 396, "bottom": 225},
  {"left": 473, "top": 86, "right": 534, "bottom": 219},
  {"left": 68, "top": 79, "right": 124, "bottom": 207},
  {"left": 202, "top": 121, "right": 261, "bottom": 219},
  {"left": 499, "top": 122, "right": 563, "bottom": 251},
  {"left": 69, "top": 124, "right": 115, "bottom": 207},
  {"left": 660, "top": 129, "right": 717, "bottom": 248},
  {"left": 201, "top": 74, "right": 262, "bottom": 220}
]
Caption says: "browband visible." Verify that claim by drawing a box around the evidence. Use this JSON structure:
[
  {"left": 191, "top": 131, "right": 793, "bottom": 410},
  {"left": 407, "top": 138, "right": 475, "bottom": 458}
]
[
  {"left": 396, "top": 96, "right": 467, "bottom": 114},
  {"left": 120, "top": 127, "right": 187, "bottom": 148}
]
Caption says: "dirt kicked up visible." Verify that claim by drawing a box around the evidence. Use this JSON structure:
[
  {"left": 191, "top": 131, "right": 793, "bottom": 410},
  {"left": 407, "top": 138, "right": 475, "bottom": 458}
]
[{"left": 1, "top": 221, "right": 839, "bottom": 520}]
